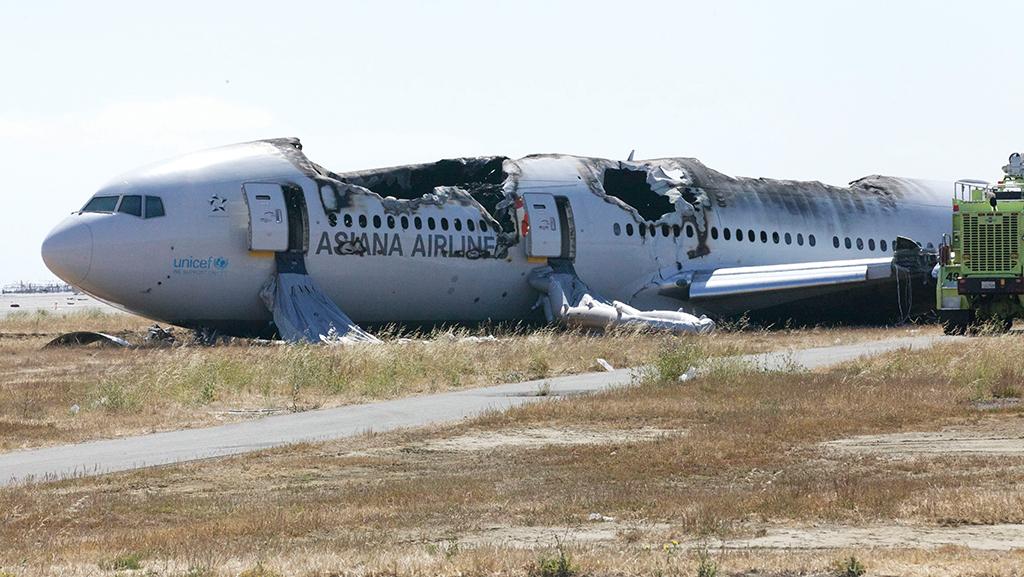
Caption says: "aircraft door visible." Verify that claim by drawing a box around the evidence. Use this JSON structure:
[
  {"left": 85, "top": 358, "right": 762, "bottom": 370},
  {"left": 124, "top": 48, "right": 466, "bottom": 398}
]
[
  {"left": 243, "top": 183, "right": 290, "bottom": 252},
  {"left": 521, "top": 192, "right": 568, "bottom": 259}
]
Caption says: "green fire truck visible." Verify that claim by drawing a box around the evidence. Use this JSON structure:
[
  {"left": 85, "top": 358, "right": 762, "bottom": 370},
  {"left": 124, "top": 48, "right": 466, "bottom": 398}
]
[{"left": 936, "top": 153, "right": 1024, "bottom": 334}]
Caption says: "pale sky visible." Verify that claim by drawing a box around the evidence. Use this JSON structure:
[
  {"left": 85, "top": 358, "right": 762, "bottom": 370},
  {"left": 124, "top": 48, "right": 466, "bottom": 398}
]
[{"left": 3, "top": 0, "right": 1021, "bottom": 283}]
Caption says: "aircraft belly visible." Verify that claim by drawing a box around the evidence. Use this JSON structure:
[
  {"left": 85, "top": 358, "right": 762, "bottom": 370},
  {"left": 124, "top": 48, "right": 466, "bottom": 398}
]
[{"left": 306, "top": 255, "right": 535, "bottom": 323}]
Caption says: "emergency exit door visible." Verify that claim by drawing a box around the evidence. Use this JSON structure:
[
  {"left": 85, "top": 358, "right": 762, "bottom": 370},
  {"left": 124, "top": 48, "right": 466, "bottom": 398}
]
[
  {"left": 522, "top": 192, "right": 575, "bottom": 259},
  {"left": 243, "top": 183, "right": 290, "bottom": 252}
]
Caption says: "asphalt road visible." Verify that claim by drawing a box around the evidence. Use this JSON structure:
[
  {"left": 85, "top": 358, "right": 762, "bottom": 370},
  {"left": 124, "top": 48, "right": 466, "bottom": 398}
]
[{"left": 0, "top": 334, "right": 948, "bottom": 486}]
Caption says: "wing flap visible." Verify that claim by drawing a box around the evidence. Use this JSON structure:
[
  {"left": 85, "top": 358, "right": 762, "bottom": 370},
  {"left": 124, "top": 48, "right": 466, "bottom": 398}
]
[{"left": 665, "top": 257, "right": 894, "bottom": 300}]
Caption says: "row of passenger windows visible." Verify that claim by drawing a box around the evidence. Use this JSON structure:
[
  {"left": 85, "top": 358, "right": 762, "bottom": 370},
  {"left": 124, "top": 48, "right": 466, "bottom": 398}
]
[
  {"left": 611, "top": 223, "right": 895, "bottom": 253},
  {"left": 81, "top": 195, "right": 165, "bottom": 219},
  {"left": 707, "top": 227, "right": 819, "bottom": 247},
  {"left": 832, "top": 235, "right": 891, "bottom": 252},
  {"left": 612, "top": 222, "right": 820, "bottom": 247},
  {"left": 335, "top": 212, "right": 493, "bottom": 233}
]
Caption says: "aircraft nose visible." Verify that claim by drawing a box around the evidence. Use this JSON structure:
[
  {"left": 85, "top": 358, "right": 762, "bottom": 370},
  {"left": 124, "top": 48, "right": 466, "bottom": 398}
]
[{"left": 41, "top": 219, "right": 93, "bottom": 285}]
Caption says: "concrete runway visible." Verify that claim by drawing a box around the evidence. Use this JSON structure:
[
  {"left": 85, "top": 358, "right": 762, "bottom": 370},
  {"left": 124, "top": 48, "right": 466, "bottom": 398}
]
[
  {"left": 0, "top": 334, "right": 948, "bottom": 487},
  {"left": 0, "top": 292, "right": 123, "bottom": 319}
]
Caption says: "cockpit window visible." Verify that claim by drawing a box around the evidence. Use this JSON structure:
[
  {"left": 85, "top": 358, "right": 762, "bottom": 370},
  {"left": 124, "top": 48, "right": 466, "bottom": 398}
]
[
  {"left": 144, "top": 196, "right": 165, "bottom": 219},
  {"left": 117, "top": 195, "right": 142, "bottom": 217},
  {"left": 82, "top": 196, "right": 119, "bottom": 213}
]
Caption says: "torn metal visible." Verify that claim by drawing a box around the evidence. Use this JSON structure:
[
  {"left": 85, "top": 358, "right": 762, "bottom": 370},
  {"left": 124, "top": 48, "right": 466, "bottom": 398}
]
[
  {"left": 44, "top": 332, "right": 131, "bottom": 348},
  {"left": 270, "top": 139, "right": 930, "bottom": 268},
  {"left": 529, "top": 263, "right": 715, "bottom": 335}
]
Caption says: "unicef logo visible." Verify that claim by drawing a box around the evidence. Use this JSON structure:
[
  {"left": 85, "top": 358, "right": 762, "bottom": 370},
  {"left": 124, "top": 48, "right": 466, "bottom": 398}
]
[{"left": 172, "top": 256, "right": 230, "bottom": 274}]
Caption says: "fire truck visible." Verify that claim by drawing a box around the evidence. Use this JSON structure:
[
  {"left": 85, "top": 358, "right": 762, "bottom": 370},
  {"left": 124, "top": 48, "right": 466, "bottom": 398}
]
[{"left": 936, "top": 153, "right": 1024, "bottom": 334}]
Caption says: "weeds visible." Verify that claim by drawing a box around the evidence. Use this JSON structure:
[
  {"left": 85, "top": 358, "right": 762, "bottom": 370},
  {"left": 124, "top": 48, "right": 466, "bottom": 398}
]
[
  {"left": 637, "top": 342, "right": 708, "bottom": 386},
  {"left": 535, "top": 540, "right": 576, "bottom": 577},
  {"left": 99, "top": 552, "right": 142, "bottom": 570},
  {"left": 238, "top": 562, "right": 280, "bottom": 577},
  {"left": 834, "top": 555, "right": 866, "bottom": 577},
  {"left": 695, "top": 543, "right": 718, "bottom": 577}
]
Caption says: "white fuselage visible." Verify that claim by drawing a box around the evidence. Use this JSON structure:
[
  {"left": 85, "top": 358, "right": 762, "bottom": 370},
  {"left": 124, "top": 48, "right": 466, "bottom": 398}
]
[{"left": 41, "top": 140, "right": 951, "bottom": 334}]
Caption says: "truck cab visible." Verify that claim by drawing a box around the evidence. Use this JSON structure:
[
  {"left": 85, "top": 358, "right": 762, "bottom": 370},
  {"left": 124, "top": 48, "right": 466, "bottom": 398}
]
[{"left": 936, "top": 153, "right": 1024, "bottom": 334}]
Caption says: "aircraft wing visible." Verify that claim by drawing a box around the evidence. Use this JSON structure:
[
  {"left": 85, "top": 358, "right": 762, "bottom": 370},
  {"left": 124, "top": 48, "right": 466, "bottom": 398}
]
[{"left": 659, "top": 257, "right": 896, "bottom": 300}]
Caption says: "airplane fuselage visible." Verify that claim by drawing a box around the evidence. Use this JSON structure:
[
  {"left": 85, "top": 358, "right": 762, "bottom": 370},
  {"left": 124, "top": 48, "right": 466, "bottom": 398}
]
[{"left": 41, "top": 139, "right": 951, "bottom": 335}]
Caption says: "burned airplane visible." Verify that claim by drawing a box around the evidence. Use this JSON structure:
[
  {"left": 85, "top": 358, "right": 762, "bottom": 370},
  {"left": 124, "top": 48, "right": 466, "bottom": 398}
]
[{"left": 41, "top": 138, "right": 947, "bottom": 341}]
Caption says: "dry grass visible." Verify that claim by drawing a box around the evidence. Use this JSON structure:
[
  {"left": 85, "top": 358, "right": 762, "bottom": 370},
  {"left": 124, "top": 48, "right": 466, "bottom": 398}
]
[
  {"left": 4, "top": 332, "right": 1024, "bottom": 575},
  {"left": 0, "top": 310, "right": 927, "bottom": 449}
]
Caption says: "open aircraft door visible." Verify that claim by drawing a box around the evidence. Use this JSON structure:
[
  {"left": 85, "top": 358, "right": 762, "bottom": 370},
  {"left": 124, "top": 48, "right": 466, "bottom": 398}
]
[
  {"left": 521, "top": 192, "right": 575, "bottom": 259},
  {"left": 243, "top": 183, "right": 290, "bottom": 252}
]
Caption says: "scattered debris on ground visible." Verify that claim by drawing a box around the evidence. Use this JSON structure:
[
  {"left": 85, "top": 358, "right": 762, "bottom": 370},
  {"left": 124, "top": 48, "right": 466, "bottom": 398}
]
[{"left": 43, "top": 331, "right": 131, "bottom": 348}]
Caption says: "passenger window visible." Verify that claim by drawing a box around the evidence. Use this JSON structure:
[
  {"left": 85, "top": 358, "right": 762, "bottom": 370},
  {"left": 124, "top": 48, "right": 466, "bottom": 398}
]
[
  {"left": 833, "top": 236, "right": 840, "bottom": 248},
  {"left": 117, "top": 195, "right": 142, "bottom": 217},
  {"left": 613, "top": 223, "right": 621, "bottom": 236},
  {"left": 868, "top": 238, "right": 875, "bottom": 251},
  {"left": 784, "top": 232, "right": 792, "bottom": 245},
  {"left": 673, "top": 225, "right": 681, "bottom": 237},
  {"left": 772, "top": 231, "right": 780, "bottom": 244},
  {"left": 710, "top": 227, "right": 718, "bottom": 240},
  {"left": 440, "top": 217, "right": 449, "bottom": 231},
  {"left": 428, "top": 217, "right": 436, "bottom": 230},
  {"left": 639, "top": 224, "right": 647, "bottom": 237},
  {"left": 401, "top": 216, "right": 409, "bottom": 229},
  {"left": 809, "top": 234, "right": 816, "bottom": 247},
  {"left": 467, "top": 219, "right": 475, "bottom": 232},
  {"left": 387, "top": 215, "right": 396, "bottom": 229},
  {"left": 844, "top": 237, "right": 852, "bottom": 249},
  {"left": 856, "top": 238, "right": 863, "bottom": 250},
  {"left": 662, "top": 224, "right": 670, "bottom": 237},
  {"left": 797, "top": 233, "right": 804, "bottom": 246},
  {"left": 649, "top": 224, "right": 656, "bottom": 236},
  {"left": 344, "top": 214, "right": 353, "bottom": 227},
  {"left": 723, "top": 228, "right": 731, "bottom": 240},
  {"left": 479, "top": 220, "right": 489, "bottom": 232},
  {"left": 881, "top": 239, "right": 888, "bottom": 252},
  {"left": 373, "top": 215, "right": 382, "bottom": 228},
  {"left": 414, "top": 216, "right": 423, "bottom": 230},
  {"left": 454, "top": 218, "right": 462, "bottom": 231},
  {"left": 358, "top": 215, "right": 368, "bottom": 228},
  {"left": 760, "top": 231, "right": 768, "bottom": 243},
  {"left": 685, "top": 224, "right": 694, "bottom": 238},
  {"left": 748, "top": 229, "right": 755, "bottom": 242},
  {"left": 735, "top": 228, "right": 742, "bottom": 242},
  {"left": 144, "top": 196, "right": 165, "bottom": 219},
  {"left": 626, "top": 223, "right": 634, "bottom": 236}
]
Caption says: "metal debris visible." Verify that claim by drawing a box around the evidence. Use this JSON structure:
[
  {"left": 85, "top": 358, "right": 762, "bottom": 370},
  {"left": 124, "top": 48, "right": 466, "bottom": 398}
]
[
  {"left": 44, "top": 332, "right": 131, "bottom": 348},
  {"left": 677, "top": 367, "right": 699, "bottom": 382},
  {"left": 144, "top": 324, "right": 176, "bottom": 345}
]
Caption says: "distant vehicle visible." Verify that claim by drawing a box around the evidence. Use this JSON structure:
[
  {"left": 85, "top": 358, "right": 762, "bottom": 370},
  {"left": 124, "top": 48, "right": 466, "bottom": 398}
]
[
  {"left": 42, "top": 139, "right": 949, "bottom": 338},
  {"left": 936, "top": 153, "right": 1024, "bottom": 334}
]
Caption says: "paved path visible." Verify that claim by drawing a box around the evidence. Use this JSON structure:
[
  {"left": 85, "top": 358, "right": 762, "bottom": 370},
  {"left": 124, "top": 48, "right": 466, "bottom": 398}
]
[{"left": 0, "top": 334, "right": 948, "bottom": 486}]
